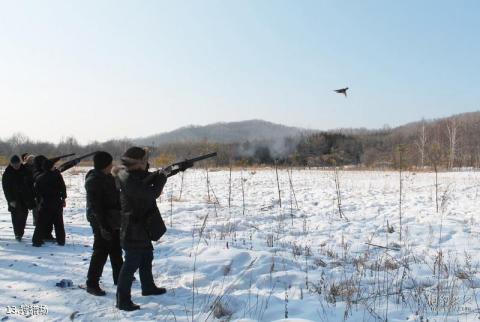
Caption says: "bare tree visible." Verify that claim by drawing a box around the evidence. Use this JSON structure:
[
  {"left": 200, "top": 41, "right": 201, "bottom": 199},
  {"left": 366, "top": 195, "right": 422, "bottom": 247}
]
[
  {"left": 446, "top": 118, "right": 458, "bottom": 169},
  {"left": 7, "top": 132, "right": 30, "bottom": 154},
  {"left": 58, "top": 136, "right": 79, "bottom": 155},
  {"left": 397, "top": 144, "right": 406, "bottom": 242},
  {"left": 429, "top": 142, "right": 442, "bottom": 213},
  {"left": 415, "top": 119, "right": 428, "bottom": 168}
]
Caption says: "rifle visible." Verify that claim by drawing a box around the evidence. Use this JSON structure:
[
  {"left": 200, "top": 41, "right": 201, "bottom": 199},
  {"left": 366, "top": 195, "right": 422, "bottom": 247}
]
[
  {"left": 49, "top": 153, "right": 76, "bottom": 163},
  {"left": 166, "top": 152, "right": 217, "bottom": 173},
  {"left": 57, "top": 151, "right": 98, "bottom": 173},
  {"left": 145, "top": 152, "right": 217, "bottom": 183}
]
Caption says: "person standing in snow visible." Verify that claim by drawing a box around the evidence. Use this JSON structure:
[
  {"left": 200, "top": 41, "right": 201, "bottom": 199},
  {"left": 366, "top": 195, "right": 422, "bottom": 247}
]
[
  {"left": 31, "top": 159, "right": 67, "bottom": 247},
  {"left": 1, "top": 155, "right": 35, "bottom": 241},
  {"left": 115, "top": 147, "right": 192, "bottom": 311},
  {"left": 32, "top": 155, "right": 56, "bottom": 239},
  {"left": 85, "top": 151, "right": 123, "bottom": 296}
]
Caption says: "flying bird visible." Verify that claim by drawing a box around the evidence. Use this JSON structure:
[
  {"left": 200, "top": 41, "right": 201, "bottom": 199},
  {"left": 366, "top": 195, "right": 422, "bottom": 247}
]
[{"left": 334, "top": 87, "right": 349, "bottom": 97}]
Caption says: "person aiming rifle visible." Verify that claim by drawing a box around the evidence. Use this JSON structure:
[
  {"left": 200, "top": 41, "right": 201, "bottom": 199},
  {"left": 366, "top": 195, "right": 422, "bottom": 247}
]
[
  {"left": 32, "top": 159, "right": 67, "bottom": 247},
  {"left": 27, "top": 153, "right": 73, "bottom": 236},
  {"left": 115, "top": 147, "right": 216, "bottom": 311}
]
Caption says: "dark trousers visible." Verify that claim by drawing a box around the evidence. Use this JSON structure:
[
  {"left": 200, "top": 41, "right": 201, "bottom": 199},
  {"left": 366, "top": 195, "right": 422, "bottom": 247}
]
[
  {"left": 87, "top": 228, "right": 123, "bottom": 287},
  {"left": 32, "top": 204, "right": 65, "bottom": 245},
  {"left": 117, "top": 249, "right": 156, "bottom": 302},
  {"left": 32, "top": 206, "right": 38, "bottom": 226},
  {"left": 32, "top": 204, "right": 53, "bottom": 237},
  {"left": 45, "top": 219, "right": 54, "bottom": 239},
  {"left": 10, "top": 203, "right": 28, "bottom": 238}
]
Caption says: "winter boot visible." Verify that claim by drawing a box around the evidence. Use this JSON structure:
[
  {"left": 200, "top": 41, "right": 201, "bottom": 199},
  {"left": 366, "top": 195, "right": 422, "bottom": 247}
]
[
  {"left": 142, "top": 286, "right": 167, "bottom": 296},
  {"left": 86, "top": 285, "right": 106, "bottom": 296},
  {"left": 116, "top": 293, "right": 140, "bottom": 311}
]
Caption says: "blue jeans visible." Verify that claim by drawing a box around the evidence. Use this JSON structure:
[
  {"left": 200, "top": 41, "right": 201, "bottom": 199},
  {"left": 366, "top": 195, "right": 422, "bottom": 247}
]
[{"left": 116, "top": 249, "right": 156, "bottom": 302}]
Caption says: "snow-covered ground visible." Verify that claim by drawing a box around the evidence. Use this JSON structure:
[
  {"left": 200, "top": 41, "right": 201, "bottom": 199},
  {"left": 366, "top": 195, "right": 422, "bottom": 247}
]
[{"left": 1, "top": 168, "right": 480, "bottom": 321}]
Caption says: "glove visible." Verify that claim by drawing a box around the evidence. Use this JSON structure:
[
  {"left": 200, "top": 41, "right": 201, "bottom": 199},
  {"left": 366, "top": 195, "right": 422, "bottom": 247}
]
[
  {"left": 9, "top": 201, "right": 17, "bottom": 208},
  {"left": 179, "top": 160, "right": 194, "bottom": 172},
  {"left": 100, "top": 227, "right": 112, "bottom": 241}
]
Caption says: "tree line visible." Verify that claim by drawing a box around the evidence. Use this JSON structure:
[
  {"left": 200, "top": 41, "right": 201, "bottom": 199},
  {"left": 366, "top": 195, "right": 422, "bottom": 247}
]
[{"left": 1, "top": 111, "right": 479, "bottom": 169}]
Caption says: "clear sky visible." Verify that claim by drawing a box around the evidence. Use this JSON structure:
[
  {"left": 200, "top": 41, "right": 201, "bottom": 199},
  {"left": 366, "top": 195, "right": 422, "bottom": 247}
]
[{"left": 0, "top": 1, "right": 479, "bottom": 143}]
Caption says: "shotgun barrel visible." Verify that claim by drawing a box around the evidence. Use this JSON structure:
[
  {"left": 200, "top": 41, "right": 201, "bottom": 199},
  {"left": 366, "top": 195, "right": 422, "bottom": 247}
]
[
  {"left": 57, "top": 151, "right": 98, "bottom": 173},
  {"left": 144, "top": 152, "right": 217, "bottom": 184},
  {"left": 49, "top": 153, "right": 76, "bottom": 163}
]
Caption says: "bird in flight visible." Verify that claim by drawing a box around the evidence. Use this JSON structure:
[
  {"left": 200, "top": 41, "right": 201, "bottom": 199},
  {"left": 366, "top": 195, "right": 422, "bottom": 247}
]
[{"left": 334, "top": 87, "right": 349, "bottom": 97}]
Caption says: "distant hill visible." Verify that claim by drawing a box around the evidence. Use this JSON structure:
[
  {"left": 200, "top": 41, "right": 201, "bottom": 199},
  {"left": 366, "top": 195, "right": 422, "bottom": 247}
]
[
  {"left": 2, "top": 111, "right": 480, "bottom": 168},
  {"left": 134, "top": 119, "right": 309, "bottom": 146}
]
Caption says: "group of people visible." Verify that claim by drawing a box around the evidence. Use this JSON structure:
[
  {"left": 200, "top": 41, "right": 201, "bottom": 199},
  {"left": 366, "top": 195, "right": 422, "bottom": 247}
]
[
  {"left": 2, "top": 153, "right": 66, "bottom": 246},
  {"left": 2, "top": 146, "right": 192, "bottom": 311}
]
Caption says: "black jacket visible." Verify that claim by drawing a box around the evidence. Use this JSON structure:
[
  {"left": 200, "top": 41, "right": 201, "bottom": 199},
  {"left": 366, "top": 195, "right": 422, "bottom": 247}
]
[
  {"left": 23, "top": 163, "right": 36, "bottom": 202},
  {"left": 116, "top": 168, "right": 167, "bottom": 250},
  {"left": 34, "top": 170, "right": 67, "bottom": 208},
  {"left": 85, "top": 169, "right": 121, "bottom": 231},
  {"left": 32, "top": 168, "right": 44, "bottom": 182},
  {"left": 2, "top": 164, "right": 35, "bottom": 211}
]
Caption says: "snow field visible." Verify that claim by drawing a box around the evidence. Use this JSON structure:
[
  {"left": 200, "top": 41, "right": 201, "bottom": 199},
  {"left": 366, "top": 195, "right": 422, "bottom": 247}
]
[{"left": 1, "top": 168, "right": 480, "bottom": 321}]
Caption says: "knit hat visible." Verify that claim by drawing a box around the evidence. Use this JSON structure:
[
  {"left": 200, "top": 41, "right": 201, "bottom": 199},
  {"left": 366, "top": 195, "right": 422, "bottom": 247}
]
[
  {"left": 10, "top": 155, "right": 21, "bottom": 164},
  {"left": 42, "top": 159, "right": 54, "bottom": 171},
  {"left": 94, "top": 151, "right": 113, "bottom": 170},
  {"left": 121, "top": 147, "right": 148, "bottom": 166}
]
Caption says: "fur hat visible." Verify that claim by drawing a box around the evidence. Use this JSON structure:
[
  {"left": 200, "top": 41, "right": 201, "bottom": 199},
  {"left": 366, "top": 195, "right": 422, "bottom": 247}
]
[
  {"left": 94, "top": 151, "right": 113, "bottom": 170},
  {"left": 121, "top": 147, "right": 148, "bottom": 167}
]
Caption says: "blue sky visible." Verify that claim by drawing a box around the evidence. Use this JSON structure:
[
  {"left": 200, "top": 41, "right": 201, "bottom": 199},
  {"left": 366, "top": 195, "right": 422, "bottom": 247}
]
[{"left": 0, "top": 0, "right": 479, "bottom": 143}]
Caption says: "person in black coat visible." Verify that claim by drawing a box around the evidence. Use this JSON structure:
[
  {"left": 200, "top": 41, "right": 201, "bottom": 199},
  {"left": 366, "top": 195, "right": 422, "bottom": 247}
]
[
  {"left": 115, "top": 147, "right": 191, "bottom": 311},
  {"left": 85, "top": 151, "right": 123, "bottom": 296},
  {"left": 31, "top": 159, "right": 67, "bottom": 247},
  {"left": 2, "top": 155, "right": 35, "bottom": 241},
  {"left": 32, "top": 155, "right": 55, "bottom": 239}
]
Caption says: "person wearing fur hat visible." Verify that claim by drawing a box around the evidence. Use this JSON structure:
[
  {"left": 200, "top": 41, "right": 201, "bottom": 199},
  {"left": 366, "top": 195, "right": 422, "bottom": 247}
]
[
  {"left": 31, "top": 159, "right": 67, "bottom": 247},
  {"left": 84, "top": 151, "right": 123, "bottom": 296},
  {"left": 2, "top": 155, "right": 35, "bottom": 241},
  {"left": 115, "top": 146, "right": 192, "bottom": 311}
]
